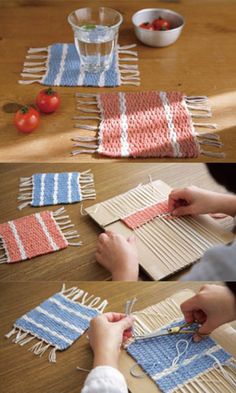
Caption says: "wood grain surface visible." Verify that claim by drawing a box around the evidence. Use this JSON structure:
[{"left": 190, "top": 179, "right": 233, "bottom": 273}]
[
  {"left": 0, "top": 281, "right": 217, "bottom": 393},
  {"left": 0, "top": 162, "right": 234, "bottom": 281},
  {"left": 0, "top": 0, "right": 236, "bottom": 162}
]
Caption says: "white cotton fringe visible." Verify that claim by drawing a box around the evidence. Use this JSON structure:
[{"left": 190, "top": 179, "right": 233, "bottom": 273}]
[
  {"left": 18, "top": 47, "right": 49, "bottom": 84},
  {"left": 17, "top": 170, "right": 96, "bottom": 210},
  {"left": 0, "top": 236, "right": 9, "bottom": 264},
  {"left": 118, "top": 44, "right": 140, "bottom": 86},
  {"left": 52, "top": 207, "right": 82, "bottom": 246},
  {"left": 18, "top": 176, "right": 33, "bottom": 210},
  {"left": 60, "top": 283, "right": 108, "bottom": 312},
  {"left": 5, "top": 326, "right": 59, "bottom": 363},
  {"left": 184, "top": 96, "right": 225, "bottom": 159},
  {"left": 72, "top": 93, "right": 101, "bottom": 156}
]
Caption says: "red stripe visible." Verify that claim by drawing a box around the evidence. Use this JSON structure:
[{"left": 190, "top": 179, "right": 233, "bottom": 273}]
[
  {"left": 166, "top": 92, "right": 199, "bottom": 158},
  {"left": 0, "top": 223, "right": 22, "bottom": 263},
  {"left": 40, "top": 211, "right": 67, "bottom": 249},
  {"left": 122, "top": 201, "right": 171, "bottom": 229},
  {"left": 100, "top": 93, "right": 122, "bottom": 157},
  {"left": 13, "top": 214, "right": 56, "bottom": 259},
  {"left": 125, "top": 92, "right": 173, "bottom": 157}
]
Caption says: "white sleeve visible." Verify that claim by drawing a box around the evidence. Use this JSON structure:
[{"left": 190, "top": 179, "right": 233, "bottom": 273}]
[{"left": 81, "top": 366, "right": 128, "bottom": 393}]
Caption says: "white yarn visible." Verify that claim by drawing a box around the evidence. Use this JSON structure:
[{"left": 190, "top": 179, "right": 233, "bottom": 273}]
[{"left": 172, "top": 339, "right": 191, "bottom": 367}]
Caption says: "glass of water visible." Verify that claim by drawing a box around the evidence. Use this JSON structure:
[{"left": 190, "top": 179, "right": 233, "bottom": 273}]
[{"left": 68, "top": 7, "right": 123, "bottom": 73}]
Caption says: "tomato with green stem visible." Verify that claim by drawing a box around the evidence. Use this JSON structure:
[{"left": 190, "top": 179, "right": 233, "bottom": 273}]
[
  {"left": 36, "top": 87, "right": 61, "bottom": 114},
  {"left": 152, "top": 17, "right": 171, "bottom": 31},
  {"left": 14, "top": 106, "right": 40, "bottom": 133}
]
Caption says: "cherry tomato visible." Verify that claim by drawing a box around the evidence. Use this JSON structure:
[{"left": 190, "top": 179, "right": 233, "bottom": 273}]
[
  {"left": 36, "top": 87, "right": 61, "bottom": 114},
  {"left": 139, "top": 22, "right": 155, "bottom": 30},
  {"left": 152, "top": 17, "right": 171, "bottom": 31},
  {"left": 14, "top": 106, "right": 40, "bottom": 133}
]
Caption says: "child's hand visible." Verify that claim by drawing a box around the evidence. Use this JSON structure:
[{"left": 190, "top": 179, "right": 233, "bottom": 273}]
[
  {"left": 89, "top": 313, "right": 134, "bottom": 369},
  {"left": 181, "top": 284, "right": 236, "bottom": 342},
  {"left": 96, "top": 231, "right": 139, "bottom": 281},
  {"left": 168, "top": 186, "right": 236, "bottom": 217}
]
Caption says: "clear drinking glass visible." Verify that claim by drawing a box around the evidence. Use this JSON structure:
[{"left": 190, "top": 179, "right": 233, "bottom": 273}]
[{"left": 68, "top": 7, "right": 123, "bottom": 73}]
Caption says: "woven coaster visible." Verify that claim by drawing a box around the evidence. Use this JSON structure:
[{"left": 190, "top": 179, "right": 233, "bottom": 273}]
[
  {"left": 72, "top": 91, "right": 224, "bottom": 159},
  {"left": 124, "top": 294, "right": 236, "bottom": 393},
  {"left": 127, "top": 319, "right": 235, "bottom": 393},
  {"left": 18, "top": 43, "right": 140, "bottom": 87},
  {"left": 18, "top": 170, "right": 96, "bottom": 210},
  {"left": 0, "top": 207, "right": 81, "bottom": 264},
  {"left": 5, "top": 285, "right": 108, "bottom": 362}
]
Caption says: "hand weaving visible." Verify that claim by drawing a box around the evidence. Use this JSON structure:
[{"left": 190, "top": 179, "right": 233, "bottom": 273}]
[
  {"left": 124, "top": 291, "right": 236, "bottom": 393},
  {"left": 86, "top": 180, "right": 234, "bottom": 280}
]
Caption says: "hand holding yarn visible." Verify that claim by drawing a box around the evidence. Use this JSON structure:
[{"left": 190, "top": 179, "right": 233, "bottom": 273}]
[
  {"left": 88, "top": 312, "right": 134, "bottom": 369},
  {"left": 180, "top": 284, "right": 236, "bottom": 342},
  {"left": 168, "top": 186, "right": 236, "bottom": 217}
]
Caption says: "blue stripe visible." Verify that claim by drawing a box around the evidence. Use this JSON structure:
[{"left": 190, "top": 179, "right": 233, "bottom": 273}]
[
  {"left": 15, "top": 317, "right": 69, "bottom": 350},
  {"left": 44, "top": 173, "right": 55, "bottom": 205},
  {"left": 54, "top": 293, "right": 99, "bottom": 318},
  {"left": 104, "top": 51, "right": 119, "bottom": 86},
  {"left": 32, "top": 173, "right": 43, "bottom": 206},
  {"left": 57, "top": 173, "right": 69, "bottom": 204},
  {"left": 26, "top": 308, "right": 80, "bottom": 342},
  {"left": 43, "top": 44, "right": 64, "bottom": 86},
  {"left": 71, "top": 172, "right": 81, "bottom": 202},
  {"left": 60, "top": 44, "right": 81, "bottom": 86},
  {"left": 42, "top": 297, "right": 92, "bottom": 331}
]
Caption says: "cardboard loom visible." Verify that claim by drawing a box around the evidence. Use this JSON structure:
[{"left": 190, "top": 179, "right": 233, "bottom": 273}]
[
  {"left": 86, "top": 180, "right": 234, "bottom": 280},
  {"left": 119, "top": 289, "right": 236, "bottom": 393}
]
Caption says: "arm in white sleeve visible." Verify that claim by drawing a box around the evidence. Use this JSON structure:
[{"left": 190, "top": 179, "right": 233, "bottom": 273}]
[{"left": 81, "top": 366, "right": 128, "bottom": 393}]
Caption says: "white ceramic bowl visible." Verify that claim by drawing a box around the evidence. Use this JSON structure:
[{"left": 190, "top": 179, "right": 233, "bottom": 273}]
[{"left": 132, "top": 8, "right": 184, "bottom": 47}]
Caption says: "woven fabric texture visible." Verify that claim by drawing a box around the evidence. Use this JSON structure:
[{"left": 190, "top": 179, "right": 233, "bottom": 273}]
[
  {"left": 97, "top": 91, "right": 199, "bottom": 158},
  {"left": 127, "top": 319, "right": 233, "bottom": 393},
  {"left": 14, "top": 292, "right": 99, "bottom": 350},
  {"left": 122, "top": 200, "right": 170, "bottom": 229},
  {"left": 0, "top": 212, "right": 67, "bottom": 263},
  {"left": 19, "top": 43, "right": 140, "bottom": 87},
  {"left": 32, "top": 172, "right": 82, "bottom": 206}
]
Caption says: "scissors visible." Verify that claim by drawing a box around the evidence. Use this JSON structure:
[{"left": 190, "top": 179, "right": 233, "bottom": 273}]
[{"left": 134, "top": 322, "right": 200, "bottom": 341}]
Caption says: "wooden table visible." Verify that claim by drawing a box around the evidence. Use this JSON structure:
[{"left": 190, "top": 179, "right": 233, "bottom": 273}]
[
  {"left": 0, "top": 0, "right": 236, "bottom": 162},
  {"left": 0, "top": 162, "right": 233, "bottom": 281},
  {"left": 0, "top": 281, "right": 220, "bottom": 393}
]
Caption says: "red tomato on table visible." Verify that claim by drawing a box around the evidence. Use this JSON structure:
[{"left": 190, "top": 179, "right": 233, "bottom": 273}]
[
  {"left": 36, "top": 87, "right": 60, "bottom": 114},
  {"left": 139, "top": 22, "right": 155, "bottom": 30},
  {"left": 14, "top": 106, "right": 40, "bottom": 133},
  {"left": 153, "top": 17, "right": 171, "bottom": 31}
]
